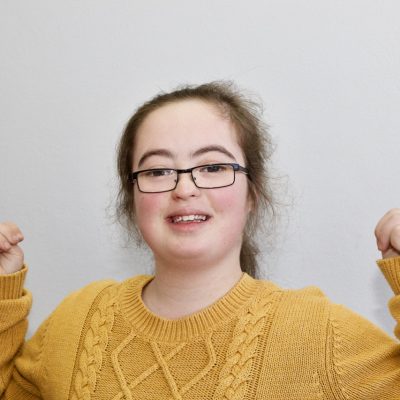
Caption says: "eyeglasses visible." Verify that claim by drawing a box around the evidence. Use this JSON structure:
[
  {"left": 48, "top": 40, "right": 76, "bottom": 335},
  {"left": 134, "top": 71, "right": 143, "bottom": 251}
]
[{"left": 129, "top": 163, "right": 249, "bottom": 193}]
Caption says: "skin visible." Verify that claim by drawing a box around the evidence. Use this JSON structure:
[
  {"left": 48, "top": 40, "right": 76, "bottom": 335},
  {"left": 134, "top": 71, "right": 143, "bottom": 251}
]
[
  {"left": 0, "top": 221, "right": 24, "bottom": 274},
  {"left": 375, "top": 209, "right": 400, "bottom": 259},
  {"left": 132, "top": 99, "right": 252, "bottom": 318},
  {"left": 0, "top": 101, "right": 399, "bottom": 318}
]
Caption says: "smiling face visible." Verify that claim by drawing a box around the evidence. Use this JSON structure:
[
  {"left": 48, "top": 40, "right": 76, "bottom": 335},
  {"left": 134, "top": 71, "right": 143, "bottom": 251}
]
[{"left": 132, "top": 99, "right": 251, "bottom": 268}]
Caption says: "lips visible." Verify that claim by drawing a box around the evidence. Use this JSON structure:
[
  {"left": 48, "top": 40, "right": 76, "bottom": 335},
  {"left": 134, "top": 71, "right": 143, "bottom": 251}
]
[
  {"left": 166, "top": 211, "right": 211, "bottom": 224},
  {"left": 171, "top": 215, "right": 207, "bottom": 223}
]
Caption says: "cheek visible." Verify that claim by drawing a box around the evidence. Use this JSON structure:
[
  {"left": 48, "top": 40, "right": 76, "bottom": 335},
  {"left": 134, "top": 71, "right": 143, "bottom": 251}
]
[
  {"left": 134, "top": 192, "right": 165, "bottom": 231},
  {"left": 211, "top": 184, "right": 250, "bottom": 226}
]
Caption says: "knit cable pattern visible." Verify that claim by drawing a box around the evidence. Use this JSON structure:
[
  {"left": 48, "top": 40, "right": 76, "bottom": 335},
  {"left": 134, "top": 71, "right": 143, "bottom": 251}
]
[
  {"left": 71, "top": 285, "right": 117, "bottom": 400},
  {"left": 213, "top": 293, "right": 274, "bottom": 400},
  {"left": 328, "top": 312, "right": 350, "bottom": 400}
]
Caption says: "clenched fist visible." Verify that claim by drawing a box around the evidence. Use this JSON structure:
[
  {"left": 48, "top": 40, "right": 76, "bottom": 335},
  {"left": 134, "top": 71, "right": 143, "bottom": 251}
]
[
  {"left": 375, "top": 209, "right": 400, "bottom": 259},
  {"left": 0, "top": 222, "right": 24, "bottom": 274}
]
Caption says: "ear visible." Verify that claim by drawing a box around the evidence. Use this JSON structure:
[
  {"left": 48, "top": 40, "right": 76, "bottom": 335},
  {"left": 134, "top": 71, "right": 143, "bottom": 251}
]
[{"left": 246, "top": 189, "right": 256, "bottom": 214}]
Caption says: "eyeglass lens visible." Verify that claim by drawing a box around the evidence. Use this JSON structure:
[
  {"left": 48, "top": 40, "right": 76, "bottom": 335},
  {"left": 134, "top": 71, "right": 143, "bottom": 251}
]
[{"left": 137, "top": 164, "right": 235, "bottom": 193}]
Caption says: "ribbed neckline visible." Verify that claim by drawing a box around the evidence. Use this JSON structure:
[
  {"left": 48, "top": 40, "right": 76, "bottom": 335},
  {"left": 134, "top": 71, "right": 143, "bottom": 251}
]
[{"left": 118, "top": 273, "right": 261, "bottom": 342}]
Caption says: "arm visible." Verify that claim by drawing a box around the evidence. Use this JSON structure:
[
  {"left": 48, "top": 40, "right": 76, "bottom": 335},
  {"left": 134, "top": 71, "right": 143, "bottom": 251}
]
[
  {"left": 325, "top": 257, "right": 400, "bottom": 400},
  {"left": 324, "top": 210, "right": 400, "bottom": 399},
  {"left": 0, "top": 268, "right": 30, "bottom": 396},
  {"left": 0, "top": 222, "right": 43, "bottom": 399},
  {"left": 376, "top": 209, "right": 400, "bottom": 341},
  {"left": 0, "top": 268, "right": 45, "bottom": 399},
  {"left": 1, "top": 222, "right": 117, "bottom": 399}
]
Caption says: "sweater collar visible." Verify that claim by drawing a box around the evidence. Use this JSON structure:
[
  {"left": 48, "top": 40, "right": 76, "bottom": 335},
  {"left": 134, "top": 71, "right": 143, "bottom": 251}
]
[{"left": 118, "top": 273, "right": 261, "bottom": 342}]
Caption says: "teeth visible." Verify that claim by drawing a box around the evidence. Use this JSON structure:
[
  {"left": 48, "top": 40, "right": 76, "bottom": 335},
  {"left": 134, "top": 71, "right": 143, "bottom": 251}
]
[{"left": 172, "top": 214, "right": 207, "bottom": 223}]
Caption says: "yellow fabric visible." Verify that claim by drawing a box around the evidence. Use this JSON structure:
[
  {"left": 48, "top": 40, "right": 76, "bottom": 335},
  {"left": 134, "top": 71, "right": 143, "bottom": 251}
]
[{"left": 1, "top": 258, "right": 400, "bottom": 399}]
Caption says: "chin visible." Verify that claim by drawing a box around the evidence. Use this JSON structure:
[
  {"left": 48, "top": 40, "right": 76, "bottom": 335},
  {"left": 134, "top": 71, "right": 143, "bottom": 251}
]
[
  {"left": 154, "top": 244, "right": 219, "bottom": 266},
  {"left": 167, "top": 246, "right": 210, "bottom": 261}
]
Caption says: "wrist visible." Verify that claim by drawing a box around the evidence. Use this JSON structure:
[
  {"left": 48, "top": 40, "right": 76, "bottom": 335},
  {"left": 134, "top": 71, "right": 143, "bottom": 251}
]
[
  {"left": 377, "top": 257, "right": 400, "bottom": 295},
  {"left": 0, "top": 265, "right": 28, "bottom": 299}
]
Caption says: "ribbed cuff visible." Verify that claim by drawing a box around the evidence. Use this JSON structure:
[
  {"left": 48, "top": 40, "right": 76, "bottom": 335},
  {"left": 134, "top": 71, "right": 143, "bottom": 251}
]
[
  {"left": 377, "top": 257, "right": 400, "bottom": 295},
  {"left": 0, "top": 265, "right": 28, "bottom": 299}
]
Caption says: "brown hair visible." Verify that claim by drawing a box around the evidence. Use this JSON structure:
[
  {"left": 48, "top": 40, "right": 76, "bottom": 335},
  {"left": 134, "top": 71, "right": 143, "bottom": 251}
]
[{"left": 116, "top": 81, "right": 276, "bottom": 278}]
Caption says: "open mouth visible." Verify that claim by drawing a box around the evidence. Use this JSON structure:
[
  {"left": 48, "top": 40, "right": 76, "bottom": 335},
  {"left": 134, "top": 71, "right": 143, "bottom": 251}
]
[{"left": 168, "top": 214, "right": 210, "bottom": 224}]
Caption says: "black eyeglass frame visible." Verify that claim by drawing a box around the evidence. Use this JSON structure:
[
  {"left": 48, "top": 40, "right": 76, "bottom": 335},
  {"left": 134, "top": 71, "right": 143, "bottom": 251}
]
[{"left": 128, "top": 163, "right": 250, "bottom": 193}]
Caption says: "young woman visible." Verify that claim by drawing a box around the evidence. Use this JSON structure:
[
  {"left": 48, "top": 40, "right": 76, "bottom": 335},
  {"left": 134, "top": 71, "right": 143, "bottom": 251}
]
[{"left": 1, "top": 82, "right": 400, "bottom": 399}]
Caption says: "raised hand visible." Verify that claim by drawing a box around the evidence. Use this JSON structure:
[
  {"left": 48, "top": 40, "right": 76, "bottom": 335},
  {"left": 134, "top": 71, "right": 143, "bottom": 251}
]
[
  {"left": 0, "top": 222, "right": 25, "bottom": 274},
  {"left": 375, "top": 209, "right": 400, "bottom": 259}
]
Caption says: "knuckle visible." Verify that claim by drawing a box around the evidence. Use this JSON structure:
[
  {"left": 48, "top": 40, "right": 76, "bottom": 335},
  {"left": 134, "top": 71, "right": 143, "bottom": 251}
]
[
  {"left": 389, "top": 212, "right": 400, "bottom": 226},
  {"left": 0, "top": 221, "right": 22, "bottom": 241},
  {"left": 387, "top": 208, "right": 400, "bottom": 217},
  {"left": 0, "top": 221, "right": 12, "bottom": 231},
  {"left": 374, "top": 225, "right": 384, "bottom": 239},
  {"left": 2, "top": 221, "right": 18, "bottom": 231}
]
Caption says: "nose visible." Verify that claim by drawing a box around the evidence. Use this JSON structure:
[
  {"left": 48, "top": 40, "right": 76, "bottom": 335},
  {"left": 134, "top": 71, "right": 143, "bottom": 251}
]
[{"left": 172, "top": 171, "right": 200, "bottom": 199}]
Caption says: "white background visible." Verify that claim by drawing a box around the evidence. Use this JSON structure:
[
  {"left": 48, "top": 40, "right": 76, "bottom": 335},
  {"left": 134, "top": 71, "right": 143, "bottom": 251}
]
[{"left": 1, "top": 1, "right": 399, "bottom": 336}]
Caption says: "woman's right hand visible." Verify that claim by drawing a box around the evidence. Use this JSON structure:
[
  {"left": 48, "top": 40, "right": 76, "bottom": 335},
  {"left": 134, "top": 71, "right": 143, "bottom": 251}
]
[{"left": 0, "top": 222, "right": 25, "bottom": 274}]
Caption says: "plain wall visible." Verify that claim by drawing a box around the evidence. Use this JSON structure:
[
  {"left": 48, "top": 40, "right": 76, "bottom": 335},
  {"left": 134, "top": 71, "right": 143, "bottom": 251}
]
[{"left": 1, "top": 0, "right": 399, "bottom": 336}]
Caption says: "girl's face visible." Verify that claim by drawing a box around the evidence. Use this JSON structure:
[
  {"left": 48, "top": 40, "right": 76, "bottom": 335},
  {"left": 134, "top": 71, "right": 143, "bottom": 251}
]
[{"left": 132, "top": 99, "right": 251, "bottom": 267}]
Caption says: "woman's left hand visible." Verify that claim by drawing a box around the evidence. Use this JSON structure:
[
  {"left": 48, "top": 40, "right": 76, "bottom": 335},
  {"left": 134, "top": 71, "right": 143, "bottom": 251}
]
[{"left": 375, "top": 209, "right": 400, "bottom": 259}]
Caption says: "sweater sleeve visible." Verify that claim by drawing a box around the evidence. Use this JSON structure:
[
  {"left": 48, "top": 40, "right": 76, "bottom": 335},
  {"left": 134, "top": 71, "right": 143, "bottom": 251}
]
[
  {"left": 326, "top": 257, "right": 400, "bottom": 400},
  {"left": 1, "top": 268, "right": 116, "bottom": 400},
  {"left": 0, "top": 266, "right": 43, "bottom": 399}
]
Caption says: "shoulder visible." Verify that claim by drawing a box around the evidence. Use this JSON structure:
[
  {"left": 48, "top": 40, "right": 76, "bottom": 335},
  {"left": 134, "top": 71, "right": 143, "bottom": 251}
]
[
  {"left": 45, "top": 274, "right": 153, "bottom": 331},
  {"left": 244, "top": 278, "right": 332, "bottom": 332},
  {"left": 257, "top": 277, "right": 393, "bottom": 340},
  {"left": 257, "top": 278, "right": 329, "bottom": 305},
  {"left": 255, "top": 279, "right": 334, "bottom": 330},
  {"left": 50, "top": 275, "right": 150, "bottom": 321},
  {"left": 32, "top": 275, "right": 150, "bottom": 355}
]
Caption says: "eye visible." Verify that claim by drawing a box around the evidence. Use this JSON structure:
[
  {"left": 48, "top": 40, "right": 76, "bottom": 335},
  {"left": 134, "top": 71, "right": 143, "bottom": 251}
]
[
  {"left": 142, "top": 169, "right": 174, "bottom": 178},
  {"left": 199, "top": 164, "right": 227, "bottom": 173}
]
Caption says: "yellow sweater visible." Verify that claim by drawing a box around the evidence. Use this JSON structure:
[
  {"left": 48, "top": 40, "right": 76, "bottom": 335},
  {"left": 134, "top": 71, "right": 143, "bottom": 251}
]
[{"left": 1, "top": 258, "right": 400, "bottom": 399}]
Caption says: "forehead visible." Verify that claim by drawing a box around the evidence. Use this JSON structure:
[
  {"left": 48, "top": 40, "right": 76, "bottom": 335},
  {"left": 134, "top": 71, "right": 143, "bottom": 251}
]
[{"left": 133, "top": 99, "right": 244, "bottom": 166}]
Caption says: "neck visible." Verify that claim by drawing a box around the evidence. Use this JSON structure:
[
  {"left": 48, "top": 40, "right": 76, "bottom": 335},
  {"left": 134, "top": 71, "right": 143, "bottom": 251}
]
[{"left": 141, "top": 256, "right": 243, "bottom": 319}]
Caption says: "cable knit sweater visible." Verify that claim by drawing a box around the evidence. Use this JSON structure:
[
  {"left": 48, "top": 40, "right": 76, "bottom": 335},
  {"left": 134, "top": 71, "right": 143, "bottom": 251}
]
[{"left": 1, "top": 257, "right": 400, "bottom": 399}]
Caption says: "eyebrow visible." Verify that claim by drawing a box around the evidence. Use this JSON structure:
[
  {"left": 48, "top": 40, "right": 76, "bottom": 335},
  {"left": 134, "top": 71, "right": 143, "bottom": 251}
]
[
  {"left": 137, "top": 149, "right": 174, "bottom": 168},
  {"left": 137, "top": 145, "right": 236, "bottom": 168},
  {"left": 192, "top": 145, "right": 236, "bottom": 161}
]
